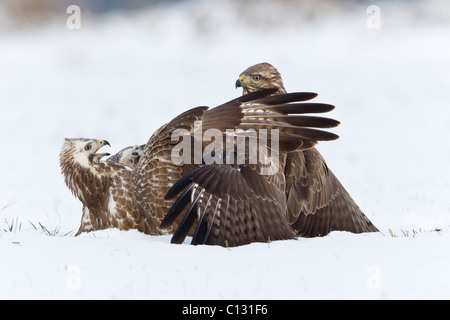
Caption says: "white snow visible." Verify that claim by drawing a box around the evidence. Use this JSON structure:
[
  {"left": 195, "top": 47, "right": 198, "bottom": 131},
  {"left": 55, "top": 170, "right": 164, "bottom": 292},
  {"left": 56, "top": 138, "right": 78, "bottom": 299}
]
[{"left": 1, "top": 0, "right": 450, "bottom": 299}]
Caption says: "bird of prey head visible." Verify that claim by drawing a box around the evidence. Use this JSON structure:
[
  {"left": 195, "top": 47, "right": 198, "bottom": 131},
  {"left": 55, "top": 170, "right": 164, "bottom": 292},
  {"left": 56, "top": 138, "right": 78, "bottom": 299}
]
[
  {"left": 61, "top": 138, "right": 111, "bottom": 169},
  {"left": 59, "top": 138, "right": 114, "bottom": 205},
  {"left": 235, "top": 62, "right": 287, "bottom": 95},
  {"left": 107, "top": 144, "right": 145, "bottom": 169}
]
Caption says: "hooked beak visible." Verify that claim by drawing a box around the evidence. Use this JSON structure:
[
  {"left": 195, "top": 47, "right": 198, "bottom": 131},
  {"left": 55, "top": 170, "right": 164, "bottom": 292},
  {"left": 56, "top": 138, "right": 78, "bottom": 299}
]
[
  {"left": 94, "top": 140, "right": 111, "bottom": 158},
  {"left": 99, "top": 140, "right": 110, "bottom": 147},
  {"left": 235, "top": 75, "right": 244, "bottom": 88},
  {"left": 235, "top": 75, "right": 255, "bottom": 89}
]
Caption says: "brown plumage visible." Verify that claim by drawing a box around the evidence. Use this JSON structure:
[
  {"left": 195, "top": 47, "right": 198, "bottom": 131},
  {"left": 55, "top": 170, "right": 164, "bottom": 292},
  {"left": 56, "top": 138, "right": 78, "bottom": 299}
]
[
  {"left": 60, "top": 90, "right": 339, "bottom": 240},
  {"left": 162, "top": 63, "right": 378, "bottom": 247},
  {"left": 60, "top": 139, "right": 153, "bottom": 236},
  {"left": 236, "top": 62, "right": 379, "bottom": 237}
]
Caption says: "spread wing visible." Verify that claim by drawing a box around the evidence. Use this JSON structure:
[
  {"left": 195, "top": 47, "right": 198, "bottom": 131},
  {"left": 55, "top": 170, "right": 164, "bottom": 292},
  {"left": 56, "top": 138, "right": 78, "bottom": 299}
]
[
  {"left": 161, "top": 163, "right": 294, "bottom": 247},
  {"left": 236, "top": 62, "right": 379, "bottom": 238},
  {"left": 285, "top": 148, "right": 379, "bottom": 237},
  {"left": 160, "top": 91, "right": 342, "bottom": 246},
  {"left": 203, "top": 90, "right": 339, "bottom": 152},
  {"left": 131, "top": 90, "right": 279, "bottom": 233}
]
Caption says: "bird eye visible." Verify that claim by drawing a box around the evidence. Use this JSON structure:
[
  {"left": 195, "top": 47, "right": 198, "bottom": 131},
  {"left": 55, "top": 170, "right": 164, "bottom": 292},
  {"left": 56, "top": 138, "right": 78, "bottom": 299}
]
[
  {"left": 85, "top": 144, "right": 92, "bottom": 151},
  {"left": 252, "top": 75, "right": 261, "bottom": 81}
]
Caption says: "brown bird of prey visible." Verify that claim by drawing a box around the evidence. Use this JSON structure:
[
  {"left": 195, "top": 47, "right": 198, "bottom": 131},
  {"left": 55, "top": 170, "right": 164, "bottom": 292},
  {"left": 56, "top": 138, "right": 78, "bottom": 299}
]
[
  {"left": 65, "top": 143, "right": 144, "bottom": 235},
  {"left": 161, "top": 63, "right": 377, "bottom": 246},
  {"left": 233, "top": 62, "right": 379, "bottom": 238},
  {"left": 60, "top": 90, "right": 340, "bottom": 241}
]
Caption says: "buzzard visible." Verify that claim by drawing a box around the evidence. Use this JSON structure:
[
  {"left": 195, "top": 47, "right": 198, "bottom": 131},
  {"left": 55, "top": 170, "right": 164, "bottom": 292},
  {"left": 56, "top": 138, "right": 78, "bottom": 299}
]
[
  {"left": 235, "top": 62, "right": 379, "bottom": 237},
  {"left": 65, "top": 143, "right": 144, "bottom": 235},
  {"left": 60, "top": 90, "right": 340, "bottom": 240},
  {"left": 60, "top": 139, "right": 156, "bottom": 236},
  {"left": 162, "top": 63, "right": 378, "bottom": 246}
]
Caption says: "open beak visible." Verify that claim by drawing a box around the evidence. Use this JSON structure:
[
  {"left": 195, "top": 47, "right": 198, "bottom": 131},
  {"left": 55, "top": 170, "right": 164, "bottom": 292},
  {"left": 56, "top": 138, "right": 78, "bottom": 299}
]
[{"left": 93, "top": 140, "right": 111, "bottom": 158}]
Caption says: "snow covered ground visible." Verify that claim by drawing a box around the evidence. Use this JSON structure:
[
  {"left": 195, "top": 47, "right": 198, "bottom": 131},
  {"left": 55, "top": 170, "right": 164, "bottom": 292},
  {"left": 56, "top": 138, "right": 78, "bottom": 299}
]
[
  {"left": 1, "top": 0, "right": 450, "bottom": 299},
  {"left": 3, "top": 229, "right": 450, "bottom": 299}
]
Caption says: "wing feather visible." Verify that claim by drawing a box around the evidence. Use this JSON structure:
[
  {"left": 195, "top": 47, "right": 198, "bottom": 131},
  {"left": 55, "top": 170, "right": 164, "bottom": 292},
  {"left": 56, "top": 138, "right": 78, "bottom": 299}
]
[
  {"left": 286, "top": 148, "right": 379, "bottom": 237},
  {"left": 163, "top": 164, "right": 294, "bottom": 247},
  {"left": 136, "top": 90, "right": 344, "bottom": 242},
  {"left": 202, "top": 91, "right": 340, "bottom": 153},
  {"left": 133, "top": 107, "right": 208, "bottom": 233}
]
